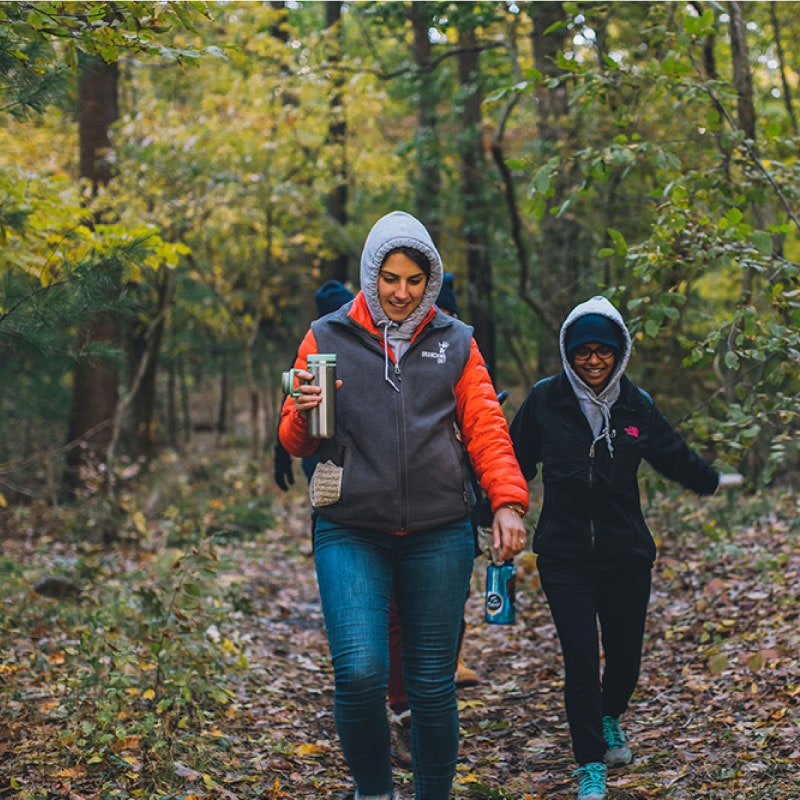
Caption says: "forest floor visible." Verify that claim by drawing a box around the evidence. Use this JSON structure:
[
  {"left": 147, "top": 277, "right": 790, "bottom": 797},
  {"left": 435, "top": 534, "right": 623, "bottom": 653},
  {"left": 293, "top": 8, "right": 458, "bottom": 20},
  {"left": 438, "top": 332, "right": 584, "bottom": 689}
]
[{"left": 1, "top": 442, "right": 798, "bottom": 799}]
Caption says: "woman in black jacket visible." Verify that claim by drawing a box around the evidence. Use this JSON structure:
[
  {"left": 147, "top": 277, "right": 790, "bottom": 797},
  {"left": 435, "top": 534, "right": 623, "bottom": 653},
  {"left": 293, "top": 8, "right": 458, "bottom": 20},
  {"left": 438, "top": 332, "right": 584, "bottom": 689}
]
[{"left": 509, "top": 296, "right": 739, "bottom": 800}]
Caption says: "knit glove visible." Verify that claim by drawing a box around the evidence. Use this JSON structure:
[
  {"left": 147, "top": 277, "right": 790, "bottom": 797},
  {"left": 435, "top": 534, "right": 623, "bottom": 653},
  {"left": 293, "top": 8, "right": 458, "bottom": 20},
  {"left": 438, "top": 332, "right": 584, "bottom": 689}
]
[{"left": 273, "top": 442, "right": 294, "bottom": 491}]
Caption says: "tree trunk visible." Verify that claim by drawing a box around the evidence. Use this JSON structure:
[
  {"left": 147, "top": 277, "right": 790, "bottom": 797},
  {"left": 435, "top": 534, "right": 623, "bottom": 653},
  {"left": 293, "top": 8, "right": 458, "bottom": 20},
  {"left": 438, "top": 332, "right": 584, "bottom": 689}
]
[
  {"left": 728, "top": 2, "right": 755, "bottom": 143},
  {"left": 458, "top": 27, "right": 495, "bottom": 377},
  {"left": 63, "top": 55, "right": 120, "bottom": 495},
  {"left": 180, "top": 355, "right": 191, "bottom": 444},
  {"left": 320, "top": 1, "right": 349, "bottom": 285},
  {"left": 527, "top": 2, "right": 582, "bottom": 377},
  {"left": 409, "top": 2, "right": 442, "bottom": 246},
  {"left": 769, "top": 2, "right": 797, "bottom": 135},
  {"left": 78, "top": 57, "right": 118, "bottom": 186},
  {"left": 216, "top": 356, "right": 228, "bottom": 437},
  {"left": 125, "top": 270, "right": 172, "bottom": 460}
]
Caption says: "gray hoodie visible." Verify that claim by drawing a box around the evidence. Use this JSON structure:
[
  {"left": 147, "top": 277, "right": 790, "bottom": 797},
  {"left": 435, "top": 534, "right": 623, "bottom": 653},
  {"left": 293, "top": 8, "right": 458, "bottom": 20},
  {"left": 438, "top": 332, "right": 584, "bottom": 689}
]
[
  {"left": 359, "top": 211, "right": 443, "bottom": 368},
  {"left": 559, "top": 295, "right": 632, "bottom": 456}
]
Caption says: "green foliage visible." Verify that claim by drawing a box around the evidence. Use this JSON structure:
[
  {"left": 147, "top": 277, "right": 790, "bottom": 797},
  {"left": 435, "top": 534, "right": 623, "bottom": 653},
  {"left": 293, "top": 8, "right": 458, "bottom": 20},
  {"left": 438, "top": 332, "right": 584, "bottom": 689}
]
[
  {"left": 0, "top": 36, "right": 69, "bottom": 118},
  {"left": 0, "top": 162, "right": 192, "bottom": 499},
  {"left": 1, "top": 533, "right": 247, "bottom": 795},
  {"left": 0, "top": 2, "right": 214, "bottom": 67},
  {"left": 510, "top": 2, "right": 800, "bottom": 484}
]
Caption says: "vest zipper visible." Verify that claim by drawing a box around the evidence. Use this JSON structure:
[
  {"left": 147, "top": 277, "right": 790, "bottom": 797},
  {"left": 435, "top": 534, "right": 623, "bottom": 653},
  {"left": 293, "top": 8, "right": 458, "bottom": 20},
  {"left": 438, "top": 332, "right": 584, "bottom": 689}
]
[{"left": 395, "top": 360, "right": 408, "bottom": 530}]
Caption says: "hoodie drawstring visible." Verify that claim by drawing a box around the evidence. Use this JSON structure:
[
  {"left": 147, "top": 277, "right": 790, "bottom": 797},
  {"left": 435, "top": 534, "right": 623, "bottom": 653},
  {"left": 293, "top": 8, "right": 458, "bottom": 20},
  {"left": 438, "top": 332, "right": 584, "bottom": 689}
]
[
  {"left": 379, "top": 320, "right": 400, "bottom": 392},
  {"left": 590, "top": 401, "right": 615, "bottom": 457}
]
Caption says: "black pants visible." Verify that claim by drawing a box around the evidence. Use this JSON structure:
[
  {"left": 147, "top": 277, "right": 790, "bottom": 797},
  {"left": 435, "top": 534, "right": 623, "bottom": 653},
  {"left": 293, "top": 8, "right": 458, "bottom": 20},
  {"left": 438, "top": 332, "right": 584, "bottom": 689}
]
[{"left": 538, "top": 557, "right": 652, "bottom": 765}]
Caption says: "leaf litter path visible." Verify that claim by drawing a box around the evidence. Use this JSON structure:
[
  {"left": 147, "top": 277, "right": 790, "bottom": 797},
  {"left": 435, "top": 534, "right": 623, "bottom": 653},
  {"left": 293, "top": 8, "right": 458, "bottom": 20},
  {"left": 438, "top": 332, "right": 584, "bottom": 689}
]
[{"left": 235, "top": 487, "right": 799, "bottom": 800}]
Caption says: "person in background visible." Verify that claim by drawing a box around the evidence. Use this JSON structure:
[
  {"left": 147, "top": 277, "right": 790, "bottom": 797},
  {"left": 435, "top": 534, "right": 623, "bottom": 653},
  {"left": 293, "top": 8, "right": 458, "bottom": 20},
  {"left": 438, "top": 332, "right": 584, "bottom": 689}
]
[
  {"left": 273, "top": 280, "right": 355, "bottom": 492},
  {"left": 509, "top": 295, "right": 742, "bottom": 800},
  {"left": 387, "top": 273, "right": 479, "bottom": 770},
  {"left": 279, "top": 210, "right": 529, "bottom": 800}
]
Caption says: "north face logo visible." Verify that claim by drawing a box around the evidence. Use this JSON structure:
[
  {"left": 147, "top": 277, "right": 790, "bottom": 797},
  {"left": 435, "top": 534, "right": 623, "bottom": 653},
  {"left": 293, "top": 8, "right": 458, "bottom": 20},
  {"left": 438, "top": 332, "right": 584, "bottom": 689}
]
[{"left": 421, "top": 341, "right": 450, "bottom": 364}]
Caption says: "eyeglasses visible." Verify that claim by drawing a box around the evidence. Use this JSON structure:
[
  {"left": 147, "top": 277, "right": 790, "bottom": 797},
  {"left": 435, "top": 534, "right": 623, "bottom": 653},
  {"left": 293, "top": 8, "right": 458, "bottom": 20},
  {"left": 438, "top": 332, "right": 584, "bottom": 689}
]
[{"left": 572, "top": 344, "right": 617, "bottom": 362}]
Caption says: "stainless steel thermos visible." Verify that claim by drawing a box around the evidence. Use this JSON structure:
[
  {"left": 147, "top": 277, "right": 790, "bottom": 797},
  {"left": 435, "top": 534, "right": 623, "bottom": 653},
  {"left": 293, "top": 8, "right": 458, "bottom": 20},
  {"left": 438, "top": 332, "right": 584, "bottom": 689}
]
[
  {"left": 485, "top": 560, "right": 516, "bottom": 625},
  {"left": 281, "top": 353, "right": 337, "bottom": 439},
  {"left": 306, "top": 353, "right": 336, "bottom": 438}
]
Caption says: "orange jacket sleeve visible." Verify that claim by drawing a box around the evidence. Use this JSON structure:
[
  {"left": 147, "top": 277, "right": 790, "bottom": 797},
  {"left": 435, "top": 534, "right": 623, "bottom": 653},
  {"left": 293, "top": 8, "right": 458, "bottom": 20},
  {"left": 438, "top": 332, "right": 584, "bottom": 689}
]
[
  {"left": 455, "top": 339, "right": 529, "bottom": 514},
  {"left": 278, "top": 328, "right": 321, "bottom": 459}
]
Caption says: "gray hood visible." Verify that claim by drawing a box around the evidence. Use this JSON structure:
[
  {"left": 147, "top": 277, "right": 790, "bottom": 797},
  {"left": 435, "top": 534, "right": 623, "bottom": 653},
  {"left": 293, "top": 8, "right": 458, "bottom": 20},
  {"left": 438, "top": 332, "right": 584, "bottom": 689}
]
[
  {"left": 559, "top": 295, "right": 632, "bottom": 455},
  {"left": 359, "top": 210, "right": 443, "bottom": 337}
]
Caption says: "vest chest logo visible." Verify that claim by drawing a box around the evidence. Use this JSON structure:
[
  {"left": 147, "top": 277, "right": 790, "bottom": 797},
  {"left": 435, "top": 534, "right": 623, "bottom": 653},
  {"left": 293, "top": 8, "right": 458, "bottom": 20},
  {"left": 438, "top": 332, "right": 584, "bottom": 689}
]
[{"left": 421, "top": 340, "right": 449, "bottom": 364}]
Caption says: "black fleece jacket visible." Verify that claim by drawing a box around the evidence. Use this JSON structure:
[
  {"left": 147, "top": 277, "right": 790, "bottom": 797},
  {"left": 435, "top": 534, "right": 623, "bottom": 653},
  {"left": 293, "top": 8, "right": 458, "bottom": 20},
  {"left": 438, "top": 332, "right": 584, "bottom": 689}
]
[{"left": 509, "top": 372, "right": 720, "bottom": 566}]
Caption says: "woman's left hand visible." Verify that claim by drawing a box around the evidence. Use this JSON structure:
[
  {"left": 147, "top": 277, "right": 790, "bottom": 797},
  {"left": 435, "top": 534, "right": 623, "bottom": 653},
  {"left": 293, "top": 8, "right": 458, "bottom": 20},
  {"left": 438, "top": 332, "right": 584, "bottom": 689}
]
[{"left": 492, "top": 506, "right": 527, "bottom": 563}]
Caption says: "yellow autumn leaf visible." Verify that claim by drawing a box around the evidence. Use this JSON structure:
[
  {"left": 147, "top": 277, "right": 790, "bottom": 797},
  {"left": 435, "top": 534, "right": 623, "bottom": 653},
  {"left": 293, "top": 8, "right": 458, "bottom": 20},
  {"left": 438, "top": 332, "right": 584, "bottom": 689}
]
[
  {"left": 132, "top": 511, "right": 148, "bottom": 535},
  {"left": 0, "top": 492, "right": 7, "bottom": 508},
  {"left": 143, "top": 688, "right": 156, "bottom": 700},
  {"left": 708, "top": 653, "right": 728, "bottom": 675},
  {"left": 457, "top": 699, "right": 486, "bottom": 711},
  {"left": 55, "top": 766, "right": 87, "bottom": 779},
  {"left": 295, "top": 742, "right": 326, "bottom": 756}
]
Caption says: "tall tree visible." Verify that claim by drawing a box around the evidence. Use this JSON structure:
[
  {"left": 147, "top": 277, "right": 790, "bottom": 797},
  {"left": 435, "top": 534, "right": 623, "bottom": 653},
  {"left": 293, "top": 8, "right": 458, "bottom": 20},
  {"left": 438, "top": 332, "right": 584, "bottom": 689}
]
[
  {"left": 409, "top": 2, "right": 442, "bottom": 246},
  {"left": 320, "top": 1, "right": 349, "bottom": 285},
  {"left": 123, "top": 271, "right": 173, "bottom": 460},
  {"left": 63, "top": 55, "right": 121, "bottom": 493},
  {"left": 458, "top": 23, "right": 495, "bottom": 375},
  {"left": 768, "top": 1, "right": 797, "bottom": 135},
  {"left": 526, "top": 2, "right": 582, "bottom": 376}
]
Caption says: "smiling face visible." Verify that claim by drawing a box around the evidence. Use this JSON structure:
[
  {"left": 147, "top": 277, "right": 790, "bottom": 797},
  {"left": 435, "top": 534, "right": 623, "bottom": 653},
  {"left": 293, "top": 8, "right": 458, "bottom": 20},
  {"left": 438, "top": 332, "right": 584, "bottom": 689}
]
[
  {"left": 570, "top": 342, "right": 617, "bottom": 393},
  {"left": 378, "top": 251, "right": 428, "bottom": 322}
]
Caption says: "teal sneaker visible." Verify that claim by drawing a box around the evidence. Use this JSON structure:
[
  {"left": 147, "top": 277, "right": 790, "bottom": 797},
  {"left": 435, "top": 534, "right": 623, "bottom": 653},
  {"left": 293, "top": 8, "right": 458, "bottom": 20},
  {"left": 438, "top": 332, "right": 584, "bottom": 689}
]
[
  {"left": 602, "top": 714, "right": 633, "bottom": 767},
  {"left": 573, "top": 762, "right": 607, "bottom": 800}
]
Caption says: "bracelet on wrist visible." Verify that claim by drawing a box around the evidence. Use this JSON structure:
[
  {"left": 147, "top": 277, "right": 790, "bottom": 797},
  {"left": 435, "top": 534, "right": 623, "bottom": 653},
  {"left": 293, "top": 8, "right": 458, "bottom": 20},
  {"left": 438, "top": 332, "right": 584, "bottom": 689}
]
[{"left": 502, "top": 503, "right": 525, "bottom": 517}]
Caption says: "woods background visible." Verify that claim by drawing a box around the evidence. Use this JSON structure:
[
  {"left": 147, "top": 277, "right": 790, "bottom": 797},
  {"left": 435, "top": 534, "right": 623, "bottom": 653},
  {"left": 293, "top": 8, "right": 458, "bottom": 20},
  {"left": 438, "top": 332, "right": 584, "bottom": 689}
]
[
  {"left": 1, "top": 0, "right": 798, "bottom": 501},
  {"left": 0, "top": 4, "right": 799, "bottom": 799}
]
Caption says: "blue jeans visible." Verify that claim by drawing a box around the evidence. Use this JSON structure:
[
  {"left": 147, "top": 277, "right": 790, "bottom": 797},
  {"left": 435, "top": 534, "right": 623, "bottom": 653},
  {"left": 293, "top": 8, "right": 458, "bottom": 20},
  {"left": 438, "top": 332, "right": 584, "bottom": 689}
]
[{"left": 314, "top": 516, "right": 475, "bottom": 800}]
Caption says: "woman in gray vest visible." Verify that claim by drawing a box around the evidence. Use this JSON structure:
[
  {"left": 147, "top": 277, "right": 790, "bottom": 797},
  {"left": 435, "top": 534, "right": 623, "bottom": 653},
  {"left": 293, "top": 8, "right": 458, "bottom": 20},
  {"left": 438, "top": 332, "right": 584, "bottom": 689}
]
[{"left": 279, "top": 211, "right": 529, "bottom": 800}]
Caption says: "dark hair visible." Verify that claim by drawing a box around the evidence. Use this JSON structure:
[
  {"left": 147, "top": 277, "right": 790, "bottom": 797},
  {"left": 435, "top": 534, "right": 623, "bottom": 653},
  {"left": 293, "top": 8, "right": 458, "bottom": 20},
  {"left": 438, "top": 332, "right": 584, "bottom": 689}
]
[{"left": 382, "top": 246, "right": 431, "bottom": 279}]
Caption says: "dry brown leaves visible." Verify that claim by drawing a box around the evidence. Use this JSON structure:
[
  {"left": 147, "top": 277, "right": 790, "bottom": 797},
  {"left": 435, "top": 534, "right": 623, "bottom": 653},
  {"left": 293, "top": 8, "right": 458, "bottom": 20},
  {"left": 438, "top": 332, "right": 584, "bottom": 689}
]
[{"left": 1, "top": 470, "right": 798, "bottom": 799}]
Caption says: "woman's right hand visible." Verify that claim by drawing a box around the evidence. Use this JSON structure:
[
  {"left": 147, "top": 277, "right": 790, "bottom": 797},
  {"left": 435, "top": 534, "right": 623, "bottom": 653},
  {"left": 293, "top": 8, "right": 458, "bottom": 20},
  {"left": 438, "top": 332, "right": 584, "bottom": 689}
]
[
  {"left": 492, "top": 506, "right": 527, "bottom": 563},
  {"left": 290, "top": 369, "right": 322, "bottom": 415},
  {"left": 290, "top": 370, "right": 343, "bottom": 415}
]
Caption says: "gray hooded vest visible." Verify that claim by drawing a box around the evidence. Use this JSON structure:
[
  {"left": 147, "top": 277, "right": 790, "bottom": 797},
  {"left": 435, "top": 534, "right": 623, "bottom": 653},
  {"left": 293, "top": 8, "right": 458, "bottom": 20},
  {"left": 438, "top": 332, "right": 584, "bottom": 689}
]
[{"left": 309, "top": 211, "right": 476, "bottom": 533}]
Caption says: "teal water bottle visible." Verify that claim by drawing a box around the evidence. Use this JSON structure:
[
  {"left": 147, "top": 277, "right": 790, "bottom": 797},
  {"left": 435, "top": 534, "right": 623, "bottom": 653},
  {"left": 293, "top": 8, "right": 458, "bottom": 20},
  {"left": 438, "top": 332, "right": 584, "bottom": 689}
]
[{"left": 485, "top": 560, "right": 516, "bottom": 625}]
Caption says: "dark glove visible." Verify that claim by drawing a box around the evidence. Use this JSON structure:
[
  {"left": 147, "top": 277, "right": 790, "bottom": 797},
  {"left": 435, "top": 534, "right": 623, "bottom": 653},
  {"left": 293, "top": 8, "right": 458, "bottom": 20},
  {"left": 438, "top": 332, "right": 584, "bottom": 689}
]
[{"left": 273, "top": 442, "right": 294, "bottom": 491}]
